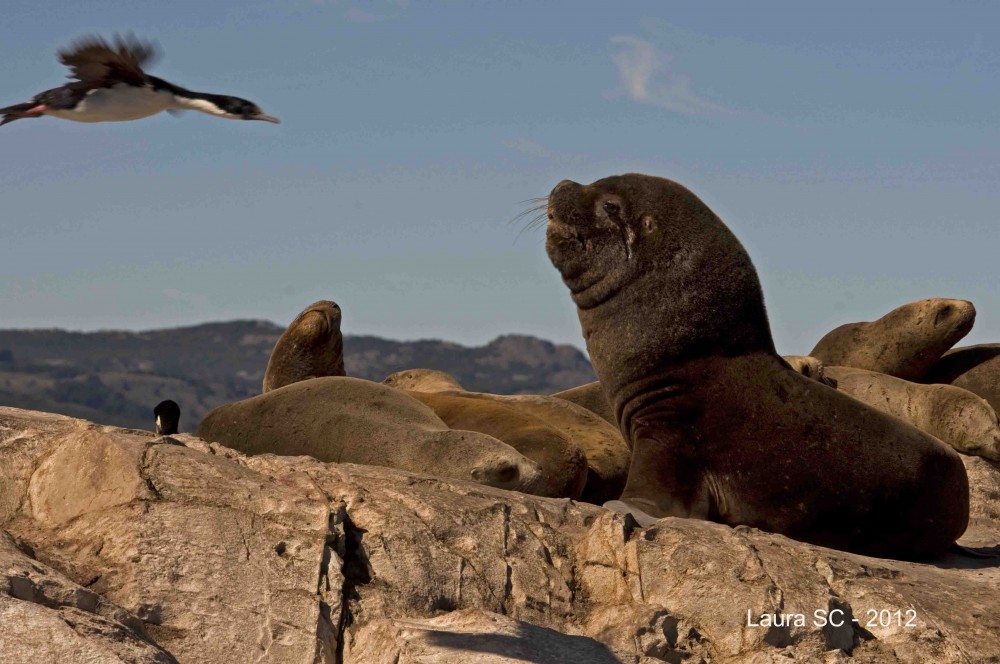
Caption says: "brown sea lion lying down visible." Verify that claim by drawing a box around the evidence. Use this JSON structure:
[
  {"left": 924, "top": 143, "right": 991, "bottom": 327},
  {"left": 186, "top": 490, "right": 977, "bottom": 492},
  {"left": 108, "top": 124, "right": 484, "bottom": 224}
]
[
  {"left": 926, "top": 344, "right": 1000, "bottom": 415},
  {"left": 384, "top": 369, "right": 630, "bottom": 503},
  {"left": 199, "top": 376, "right": 544, "bottom": 493},
  {"left": 407, "top": 390, "right": 589, "bottom": 499},
  {"left": 827, "top": 365, "right": 1000, "bottom": 461}
]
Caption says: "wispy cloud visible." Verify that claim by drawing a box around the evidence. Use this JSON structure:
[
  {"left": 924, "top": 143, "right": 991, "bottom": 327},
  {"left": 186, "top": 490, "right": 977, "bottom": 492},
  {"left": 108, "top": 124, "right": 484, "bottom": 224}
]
[{"left": 609, "top": 35, "right": 730, "bottom": 116}]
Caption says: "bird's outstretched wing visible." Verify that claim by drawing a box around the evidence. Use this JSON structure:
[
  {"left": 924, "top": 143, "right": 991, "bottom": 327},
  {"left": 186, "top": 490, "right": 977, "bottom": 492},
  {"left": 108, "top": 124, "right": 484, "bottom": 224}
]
[{"left": 58, "top": 34, "right": 159, "bottom": 87}]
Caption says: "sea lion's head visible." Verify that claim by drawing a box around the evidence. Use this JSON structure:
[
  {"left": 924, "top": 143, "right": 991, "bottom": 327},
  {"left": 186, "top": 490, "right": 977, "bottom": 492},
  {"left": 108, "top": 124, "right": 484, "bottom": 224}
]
[
  {"left": 546, "top": 174, "right": 694, "bottom": 310},
  {"left": 545, "top": 174, "right": 775, "bottom": 398},
  {"left": 263, "top": 300, "right": 345, "bottom": 393},
  {"left": 811, "top": 298, "right": 976, "bottom": 380},
  {"left": 882, "top": 298, "right": 976, "bottom": 345},
  {"left": 382, "top": 368, "right": 464, "bottom": 393},
  {"left": 292, "top": 300, "right": 343, "bottom": 345}
]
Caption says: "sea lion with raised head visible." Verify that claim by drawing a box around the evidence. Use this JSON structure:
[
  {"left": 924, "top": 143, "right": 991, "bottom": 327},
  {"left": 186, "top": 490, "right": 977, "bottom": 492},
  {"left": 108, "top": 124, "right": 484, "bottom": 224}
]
[
  {"left": 545, "top": 173, "right": 968, "bottom": 558},
  {"left": 262, "top": 300, "right": 345, "bottom": 393},
  {"left": 810, "top": 299, "right": 976, "bottom": 381}
]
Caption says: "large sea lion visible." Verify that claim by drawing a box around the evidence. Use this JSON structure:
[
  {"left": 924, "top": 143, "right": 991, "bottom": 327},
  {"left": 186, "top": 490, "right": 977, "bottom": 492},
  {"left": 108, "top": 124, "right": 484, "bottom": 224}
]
[
  {"left": 826, "top": 365, "right": 1000, "bottom": 461},
  {"left": 262, "top": 300, "right": 345, "bottom": 393},
  {"left": 545, "top": 173, "right": 968, "bottom": 558},
  {"left": 198, "top": 377, "right": 543, "bottom": 493},
  {"left": 809, "top": 298, "right": 976, "bottom": 381},
  {"left": 407, "top": 391, "right": 588, "bottom": 498}
]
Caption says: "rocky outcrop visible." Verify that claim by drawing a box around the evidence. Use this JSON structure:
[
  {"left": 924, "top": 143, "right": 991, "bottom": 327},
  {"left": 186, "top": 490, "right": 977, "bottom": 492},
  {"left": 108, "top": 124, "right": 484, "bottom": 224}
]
[
  {"left": 0, "top": 530, "right": 176, "bottom": 663},
  {"left": 1, "top": 406, "right": 999, "bottom": 662}
]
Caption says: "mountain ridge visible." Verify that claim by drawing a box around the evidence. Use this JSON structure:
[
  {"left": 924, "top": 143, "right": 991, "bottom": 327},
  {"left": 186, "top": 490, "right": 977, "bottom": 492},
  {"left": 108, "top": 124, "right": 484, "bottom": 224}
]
[{"left": 0, "top": 321, "right": 595, "bottom": 431}]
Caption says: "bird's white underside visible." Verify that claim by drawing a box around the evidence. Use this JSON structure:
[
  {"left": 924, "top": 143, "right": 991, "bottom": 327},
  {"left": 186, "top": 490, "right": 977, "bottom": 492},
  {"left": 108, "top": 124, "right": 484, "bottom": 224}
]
[{"left": 45, "top": 83, "right": 241, "bottom": 123}]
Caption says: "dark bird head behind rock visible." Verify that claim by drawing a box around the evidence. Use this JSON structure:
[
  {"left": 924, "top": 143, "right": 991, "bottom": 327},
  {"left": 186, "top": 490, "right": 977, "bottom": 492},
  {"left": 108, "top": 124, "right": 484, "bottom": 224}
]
[{"left": 154, "top": 399, "right": 180, "bottom": 436}]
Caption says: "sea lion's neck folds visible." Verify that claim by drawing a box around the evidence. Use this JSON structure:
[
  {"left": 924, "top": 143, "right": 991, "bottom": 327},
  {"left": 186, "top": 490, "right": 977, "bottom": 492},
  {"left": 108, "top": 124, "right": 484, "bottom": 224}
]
[
  {"left": 570, "top": 274, "right": 627, "bottom": 311},
  {"left": 616, "top": 372, "right": 697, "bottom": 439}
]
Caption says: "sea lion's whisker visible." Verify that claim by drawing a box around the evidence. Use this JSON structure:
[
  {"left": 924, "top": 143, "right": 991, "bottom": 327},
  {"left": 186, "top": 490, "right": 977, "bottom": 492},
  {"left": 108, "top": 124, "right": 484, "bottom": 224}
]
[
  {"left": 510, "top": 197, "right": 551, "bottom": 241},
  {"left": 509, "top": 198, "right": 548, "bottom": 224}
]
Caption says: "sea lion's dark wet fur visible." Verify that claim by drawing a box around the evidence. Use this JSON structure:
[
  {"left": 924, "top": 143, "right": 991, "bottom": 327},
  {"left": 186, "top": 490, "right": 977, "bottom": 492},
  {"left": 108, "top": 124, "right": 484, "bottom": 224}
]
[{"left": 546, "top": 173, "right": 969, "bottom": 559}]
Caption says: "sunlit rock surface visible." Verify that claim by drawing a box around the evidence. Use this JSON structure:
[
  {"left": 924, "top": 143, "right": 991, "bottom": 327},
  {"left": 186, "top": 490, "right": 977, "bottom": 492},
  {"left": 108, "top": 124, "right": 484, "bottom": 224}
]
[{"left": 1, "top": 406, "right": 998, "bottom": 663}]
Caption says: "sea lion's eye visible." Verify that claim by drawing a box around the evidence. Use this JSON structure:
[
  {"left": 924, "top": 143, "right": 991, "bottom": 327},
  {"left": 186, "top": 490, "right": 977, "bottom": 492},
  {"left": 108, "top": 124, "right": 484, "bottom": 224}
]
[{"left": 603, "top": 201, "right": 620, "bottom": 216}]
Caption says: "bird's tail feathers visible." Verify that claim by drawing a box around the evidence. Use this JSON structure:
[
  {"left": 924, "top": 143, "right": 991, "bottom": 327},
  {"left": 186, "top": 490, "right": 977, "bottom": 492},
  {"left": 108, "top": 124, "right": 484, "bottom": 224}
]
[
  {"left": 0, "top": 102, "right": 41, "bottom": 127},
  {"left": 0, "top": 102, "right": 37, "bottom": 115}
]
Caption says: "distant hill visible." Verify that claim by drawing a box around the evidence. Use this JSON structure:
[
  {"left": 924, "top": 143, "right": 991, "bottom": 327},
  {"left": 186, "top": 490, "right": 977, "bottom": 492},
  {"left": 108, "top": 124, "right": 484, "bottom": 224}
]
[{"left": 0, "top": 322, "right": 595, "bottom": 432}]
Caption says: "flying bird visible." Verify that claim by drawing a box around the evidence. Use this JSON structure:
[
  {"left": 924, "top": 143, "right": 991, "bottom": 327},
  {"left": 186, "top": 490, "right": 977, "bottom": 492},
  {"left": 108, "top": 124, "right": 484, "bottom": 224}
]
[{"left": 1, "top": 34, "right": 280, "bottom": 127}]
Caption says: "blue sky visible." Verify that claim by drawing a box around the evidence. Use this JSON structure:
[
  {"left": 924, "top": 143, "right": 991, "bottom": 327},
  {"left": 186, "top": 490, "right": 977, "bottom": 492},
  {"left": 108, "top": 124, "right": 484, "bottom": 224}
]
[{"left": 2, "top": 1, "right": 1000, "bottom": 354}]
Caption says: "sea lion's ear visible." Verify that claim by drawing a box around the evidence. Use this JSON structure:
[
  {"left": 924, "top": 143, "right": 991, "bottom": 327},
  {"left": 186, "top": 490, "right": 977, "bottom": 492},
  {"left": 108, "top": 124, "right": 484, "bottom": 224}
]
[{"left": 641, "top": 215, "right": 657, "bottom": 235}]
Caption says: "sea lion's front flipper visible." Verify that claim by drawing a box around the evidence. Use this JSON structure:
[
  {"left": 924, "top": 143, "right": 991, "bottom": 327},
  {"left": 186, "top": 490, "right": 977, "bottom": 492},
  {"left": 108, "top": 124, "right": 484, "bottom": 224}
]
[{"left": 603, "top": 499, "right": 659, "bottom": 527}]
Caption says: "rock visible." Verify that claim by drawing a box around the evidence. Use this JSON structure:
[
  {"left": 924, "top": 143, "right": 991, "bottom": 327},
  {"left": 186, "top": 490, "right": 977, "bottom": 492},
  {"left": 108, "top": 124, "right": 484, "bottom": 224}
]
[
  {"left": 347, "top": 609, "right": 622, "bottom": 663},
  {"left": 810, "top": 299, "right": 976, "bottom": 381},
  {"left": 1, "top": 406, "right": 999, "bottom": 662},
  {"left": 1, "top": 409, "right": 340, "bottom": 663},
  {"left": 826, "top": 365, "right": 1000, "bottom": 460},
  {"left": 0, "top": 530, "right": 176, "bottom": 663}
]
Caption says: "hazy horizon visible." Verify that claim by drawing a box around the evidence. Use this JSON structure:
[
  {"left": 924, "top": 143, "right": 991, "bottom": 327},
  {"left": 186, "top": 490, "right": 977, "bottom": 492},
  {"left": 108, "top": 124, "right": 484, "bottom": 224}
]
[
  {"left": 4, "top": 1, "right": 1000, "bottom": 356},
  {"left": 0, "top": 317, "right": 593, "bottom": 349}
]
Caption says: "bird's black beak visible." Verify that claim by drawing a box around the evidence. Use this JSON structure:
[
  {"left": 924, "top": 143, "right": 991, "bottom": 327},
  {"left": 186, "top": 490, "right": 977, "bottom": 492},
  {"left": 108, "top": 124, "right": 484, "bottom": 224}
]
[{"left": 249, "top": 112, "right": 280, "bottom": 124}]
